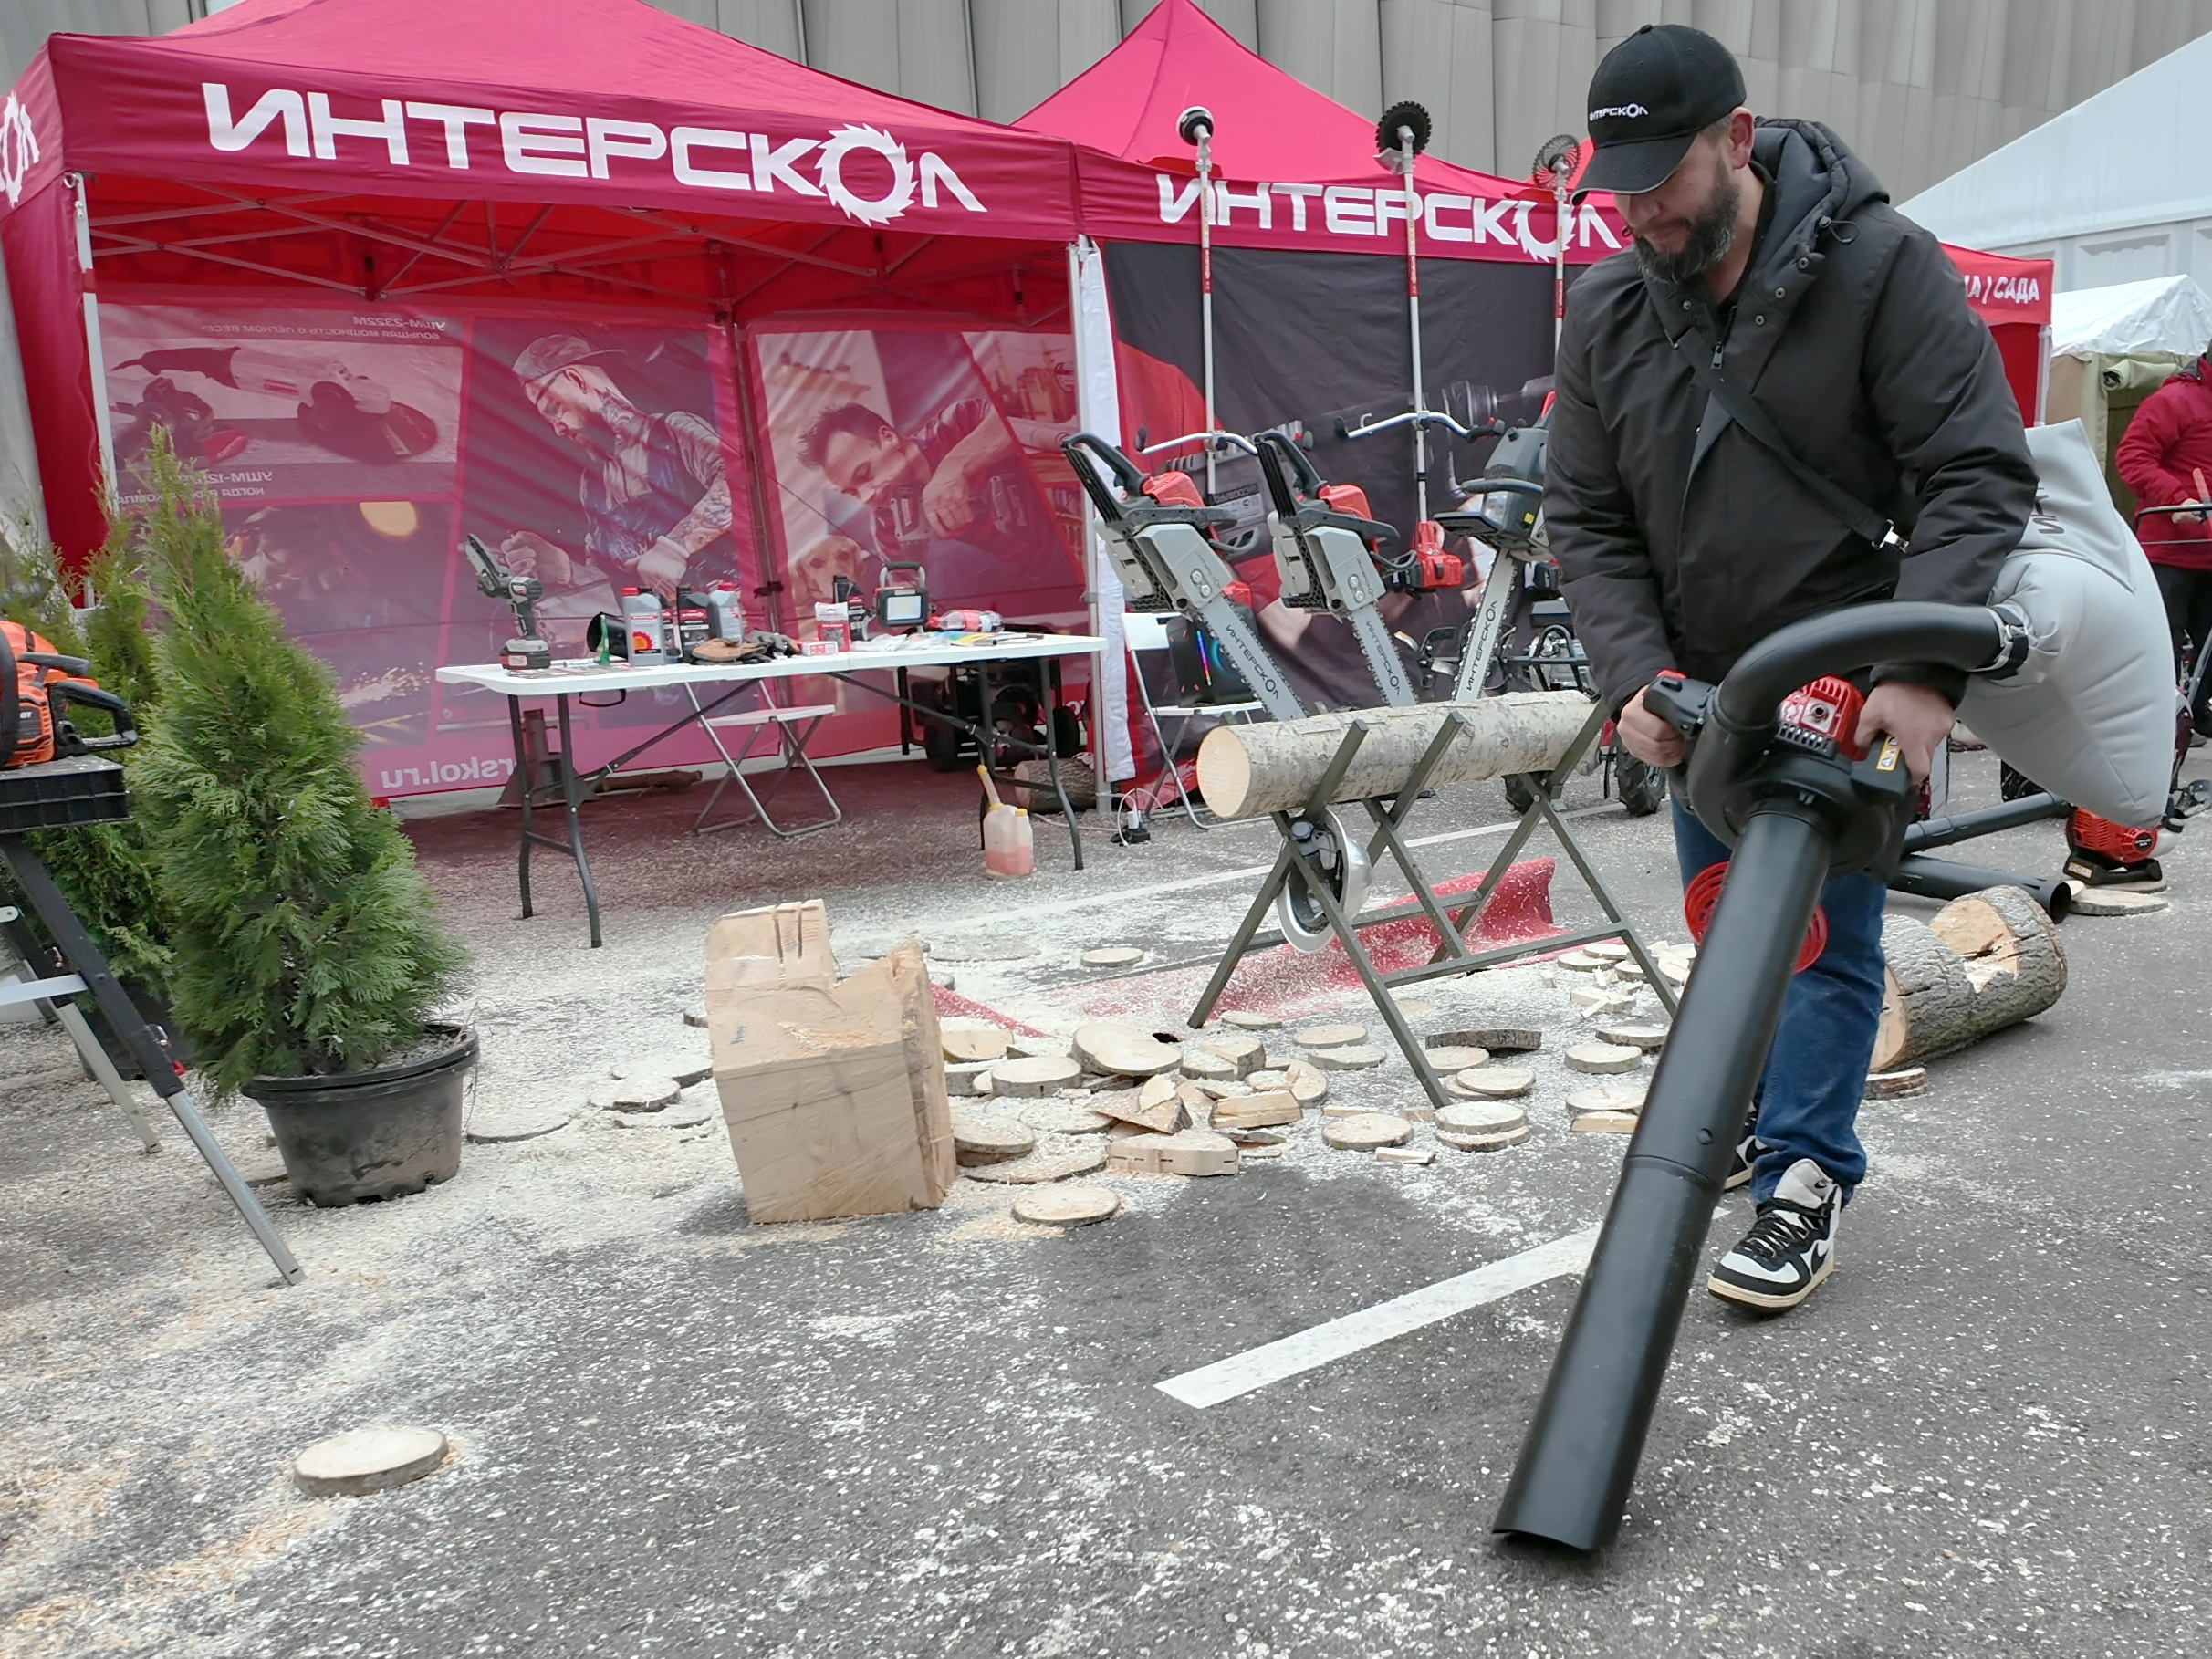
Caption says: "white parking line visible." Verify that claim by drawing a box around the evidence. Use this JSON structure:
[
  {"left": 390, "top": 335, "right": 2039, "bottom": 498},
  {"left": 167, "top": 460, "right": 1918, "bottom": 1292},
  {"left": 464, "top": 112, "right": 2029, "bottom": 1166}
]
[{"left": 1155, "top": 1226, "right": 1602, "bottom": 1409}]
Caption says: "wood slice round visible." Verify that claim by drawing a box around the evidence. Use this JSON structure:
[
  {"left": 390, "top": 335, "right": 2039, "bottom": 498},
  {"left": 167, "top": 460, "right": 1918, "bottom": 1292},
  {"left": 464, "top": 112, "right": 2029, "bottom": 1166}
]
[
  {"left": 1309, "top": 1044, "right": 1387, "bottom": 1071},
  {"left": 1437, "top": 1116, "right": 1531, "bottom": 1150},
  {"left": 294, "top": 1426, "right": 448, "bottom": 1497},
  {"left": 1247, "top": 1064, "right": 1330, "bottom": 1104},
  {"left": 1436, "top": 1101, "right": 1528, "bottom": 1136},
  {"left": 1556, "top": 950, "right": 1608, "bottom": 972},
  {"left": 1187, "top": 1076, "right": 1254, "bottom": 1100},
  {"left": 1180, "top": 1048, "right": 1238, "bottom": 1080},
  {"left": 1218, "top": 1009, "right": 1281, "bottom": 1030},
  {"left": 1565, "top": 1085, "right": 1645, "bottom": 1116},
  {"left": 1564, "top": 1042, "right": 1644, "bottom": 1075},
  {"left": 1421, "top": 1045, "right": 1489, "bottom": 1073},
  {"left": 1199, "top": 1031, "right": 1266, "bottom": 1073},
  {"left": 465, "top": 1104, "right": 576, "bottom": 1144},
  {"left": 1321, "top": 1111, "right": 1414, "bottom": 1150},
  {"left": 1450, "top": 1067, "right": 1535, "bottom": 1099},
  {"left": 1862, "top": 1067, "right": 1928, "bottom": 1101},
  {"left": 2067, "top": 886, "right": 2167, "bottom": 916},
  {"left": 1433, "top": 1026, "right": 1542, "bottom": 1054},
  {"left": 611, "top": 1051, "right": 713, "bottom": 1087},
  {"left": 1594, "top": 1022, "right": 1670, "bottom": 1051},
  {"left": 1013, "top": 1184, "right": 1122, "bottom": 1226},
  {"left": 940, "top": 1022, "right": 1010, "bottom": 1064},
  {"left": 604, "top": 1075, "right": 682, "bottom": 1112},
  {"left": 1570, "top": 1111, "right": 1640, "bottom": 1134},
  {"left": 1585, "top": 940, "right": 1632, "bottom": 962},
  {"left": 1072, "top": 1022, "right": 1182, "bottom": 1078},
  {"left": 1081, "top": 946, "right": 1147, "bottom": 968},
  {"left": 614, "top": 1099, "right": 715, "bottom": 1130},
  {"left": 944, "top": 1062, "right": 995, "bottom": 1097},
  {"left": 952, "top": 1113, "right": 1037, "bottom": 1163},
  {"left": 988, "top": 1056, "right": 1085, "bottom": 1097},
  {"left": 1291, "top": 1023, "right": 1367, "bottom": 1049},
  {"left": 1020, "top": 1099, "right": 1114, "bottom": 1135},
  {"left": 1613, "top": 959, "right": 1648, "bottom": 981},
  {"left": 965, "top": 1140, "right": 1109, "bottom": 1184}
]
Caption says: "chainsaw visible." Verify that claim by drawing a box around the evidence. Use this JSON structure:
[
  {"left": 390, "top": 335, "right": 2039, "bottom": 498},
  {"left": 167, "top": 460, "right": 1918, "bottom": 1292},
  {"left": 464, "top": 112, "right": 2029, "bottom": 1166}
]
[{"left": 2, "top": 622, "right": 139, "bottom": 769}]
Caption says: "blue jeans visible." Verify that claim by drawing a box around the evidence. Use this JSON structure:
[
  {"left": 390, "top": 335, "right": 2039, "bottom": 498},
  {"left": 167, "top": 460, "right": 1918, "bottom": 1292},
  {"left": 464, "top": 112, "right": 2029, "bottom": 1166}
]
[{"left": 1670, "top": 798, "right": 1887, "bottom": 1204}]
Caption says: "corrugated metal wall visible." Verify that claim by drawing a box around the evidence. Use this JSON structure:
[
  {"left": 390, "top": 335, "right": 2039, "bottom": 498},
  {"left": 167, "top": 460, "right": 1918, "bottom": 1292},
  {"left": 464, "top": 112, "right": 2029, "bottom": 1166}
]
[{"left": 5, "top": 0, "right": 2210, "bottom": 537}]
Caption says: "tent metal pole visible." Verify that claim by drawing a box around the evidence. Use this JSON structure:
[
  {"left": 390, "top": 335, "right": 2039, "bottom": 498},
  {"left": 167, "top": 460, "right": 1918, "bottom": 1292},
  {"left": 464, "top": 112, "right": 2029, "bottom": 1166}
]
[
  {"left": 1196, "top": 131, "right": 1216, "bottom": 496},
  {"left": 1394, "top": 136, "right": 1425, "bottom": 523},
  {"left": 68, "top": 176, "right": 120, "bottom": 506}
]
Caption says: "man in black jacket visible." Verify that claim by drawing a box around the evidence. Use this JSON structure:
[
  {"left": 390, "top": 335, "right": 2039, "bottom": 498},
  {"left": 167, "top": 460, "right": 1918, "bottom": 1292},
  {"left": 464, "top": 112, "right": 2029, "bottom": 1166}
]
[{"left": 1549, "top": 25, "right": 2036, "bottom": 1310}]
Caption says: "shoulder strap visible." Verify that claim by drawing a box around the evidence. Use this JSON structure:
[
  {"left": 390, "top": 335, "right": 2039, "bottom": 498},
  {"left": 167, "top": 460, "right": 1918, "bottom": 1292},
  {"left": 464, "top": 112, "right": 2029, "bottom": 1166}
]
[{"left": 1669, "top": 334, "right": 1896, "bottom": 548}]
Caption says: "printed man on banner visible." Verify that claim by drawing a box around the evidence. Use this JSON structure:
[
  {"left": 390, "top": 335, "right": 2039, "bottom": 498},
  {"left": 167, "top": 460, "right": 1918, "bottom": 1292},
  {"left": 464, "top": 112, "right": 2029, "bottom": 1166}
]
[
  {"left": 500, "top": 333, "right": 735, "bottom": 604},
  {"left": 789, "top": 398, "right": 1069, "bottom": 616}
]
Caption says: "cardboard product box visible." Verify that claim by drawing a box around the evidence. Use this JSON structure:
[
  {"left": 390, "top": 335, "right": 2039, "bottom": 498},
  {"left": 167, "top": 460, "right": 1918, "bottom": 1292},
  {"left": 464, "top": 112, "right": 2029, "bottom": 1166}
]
[{"left": 704, "top": 902, "right": 955, "bottom": 1223}]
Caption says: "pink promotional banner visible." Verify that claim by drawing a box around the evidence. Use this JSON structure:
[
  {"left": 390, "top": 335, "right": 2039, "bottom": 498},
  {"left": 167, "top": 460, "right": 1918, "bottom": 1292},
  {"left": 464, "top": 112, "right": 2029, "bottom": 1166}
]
[
  {"left": 746, "top": 321, "right": 1090, "bottom": 757},
  {"left": 99, "top": 296, "right": 758, "bottom": 796}
]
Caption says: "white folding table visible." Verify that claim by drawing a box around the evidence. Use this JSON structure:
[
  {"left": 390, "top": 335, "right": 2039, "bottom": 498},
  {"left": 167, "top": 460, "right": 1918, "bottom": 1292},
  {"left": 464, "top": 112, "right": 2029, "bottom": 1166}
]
[{"left": 437, "top": 632, "right": 1105, "bottom": 945}]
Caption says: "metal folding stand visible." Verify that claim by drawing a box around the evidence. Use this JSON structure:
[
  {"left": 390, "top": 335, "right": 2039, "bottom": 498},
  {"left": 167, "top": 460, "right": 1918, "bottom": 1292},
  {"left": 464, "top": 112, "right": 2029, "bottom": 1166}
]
[
  {"left": 0, "top": 757, "right": 302, "bottom": 1285},
  {"left": 1190, "top": 704, "right": 1676, "bottom": 1111},
  {"left": 0, "top": 907, "right": 161, "bottom": 1153},
  {"left": 683, "top": 682, "right": 842, "bottom": 840}
]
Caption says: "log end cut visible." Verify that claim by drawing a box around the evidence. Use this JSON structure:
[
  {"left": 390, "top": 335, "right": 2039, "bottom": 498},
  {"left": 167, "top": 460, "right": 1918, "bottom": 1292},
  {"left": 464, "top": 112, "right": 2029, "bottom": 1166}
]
[{"left": 1872, "top": 885, "right": 2066, "bottom": 1073}]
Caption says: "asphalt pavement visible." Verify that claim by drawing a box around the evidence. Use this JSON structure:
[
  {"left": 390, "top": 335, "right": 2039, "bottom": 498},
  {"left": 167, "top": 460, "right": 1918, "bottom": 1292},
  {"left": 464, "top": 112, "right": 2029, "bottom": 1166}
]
[{"left": 3, "top": 742, "right": 2207, "bottom": 1658}]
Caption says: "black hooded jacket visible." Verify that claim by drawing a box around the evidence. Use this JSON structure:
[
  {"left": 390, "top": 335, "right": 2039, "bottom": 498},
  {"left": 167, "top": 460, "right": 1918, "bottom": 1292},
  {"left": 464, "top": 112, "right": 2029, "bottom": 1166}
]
[{"left": 1546, "top": 120, "right": 2038, "bottom": 714}]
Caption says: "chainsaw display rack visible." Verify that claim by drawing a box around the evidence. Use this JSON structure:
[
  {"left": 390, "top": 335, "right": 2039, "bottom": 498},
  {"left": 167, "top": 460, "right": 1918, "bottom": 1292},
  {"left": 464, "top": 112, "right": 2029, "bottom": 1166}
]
[
  {"left": 0, "top": 756, "right": 302, "bottom": 1285},
  {"left": 1068, "top": 433, "right": 1305, "bottom": 724},
  {"left": 1190, "top": 703, "right": 1677, "bottom": 1109}
]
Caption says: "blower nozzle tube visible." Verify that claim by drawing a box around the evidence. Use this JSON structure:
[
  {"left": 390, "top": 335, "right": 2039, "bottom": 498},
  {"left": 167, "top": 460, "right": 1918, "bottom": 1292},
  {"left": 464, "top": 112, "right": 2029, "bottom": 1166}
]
[{"left": 1495, "top": 600, "right": 2023, "bottom": 1552}]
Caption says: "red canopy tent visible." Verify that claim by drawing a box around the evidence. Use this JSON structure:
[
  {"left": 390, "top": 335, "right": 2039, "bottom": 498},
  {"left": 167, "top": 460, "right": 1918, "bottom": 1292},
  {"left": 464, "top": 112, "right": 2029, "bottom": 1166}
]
[
  {"left": 1024, "top": 0, "right": 1622, "bottom": 267},
  {"left": 1026, "top": 0, "right": 2051, "bottom": 407},
  {"left": 1, "top": 0, "right": 1106, "bottom": 790}
]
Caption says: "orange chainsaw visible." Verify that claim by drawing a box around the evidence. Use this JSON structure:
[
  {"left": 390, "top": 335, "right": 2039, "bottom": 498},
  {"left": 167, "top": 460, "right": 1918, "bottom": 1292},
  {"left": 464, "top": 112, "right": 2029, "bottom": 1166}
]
[{"left": 1, "top": 621, "right": 139, "bottom": 769}]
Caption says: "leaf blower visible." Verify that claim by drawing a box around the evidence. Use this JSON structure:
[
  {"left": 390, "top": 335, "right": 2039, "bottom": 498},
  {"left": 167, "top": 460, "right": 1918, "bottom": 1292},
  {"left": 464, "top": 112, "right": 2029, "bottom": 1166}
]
[{"left": 1, "top": 622, "right": 139, "bottom": 768}]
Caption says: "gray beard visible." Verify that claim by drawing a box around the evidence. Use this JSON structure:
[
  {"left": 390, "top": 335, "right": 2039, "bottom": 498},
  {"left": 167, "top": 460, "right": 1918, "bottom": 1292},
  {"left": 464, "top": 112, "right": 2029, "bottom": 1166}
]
[{"left": 1633, "top": 169, "right": 1743, "bottom": 287}]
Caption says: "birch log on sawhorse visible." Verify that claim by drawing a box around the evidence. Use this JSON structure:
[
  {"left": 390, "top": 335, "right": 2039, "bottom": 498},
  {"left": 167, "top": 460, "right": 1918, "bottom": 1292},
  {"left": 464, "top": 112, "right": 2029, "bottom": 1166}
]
[
  {"left": 1872, "top": 884, "right": 2066, "bottom": 1072},
  {"left": 1195, "top": 691, "right": 1591, "bottom": 819}
]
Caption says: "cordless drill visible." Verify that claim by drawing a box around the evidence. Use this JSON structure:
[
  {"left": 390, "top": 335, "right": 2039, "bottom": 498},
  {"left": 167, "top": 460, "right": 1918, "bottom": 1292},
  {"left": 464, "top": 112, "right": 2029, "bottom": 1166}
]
[{"left": 462, "top": 535, "right": 552, "bottom": 671}]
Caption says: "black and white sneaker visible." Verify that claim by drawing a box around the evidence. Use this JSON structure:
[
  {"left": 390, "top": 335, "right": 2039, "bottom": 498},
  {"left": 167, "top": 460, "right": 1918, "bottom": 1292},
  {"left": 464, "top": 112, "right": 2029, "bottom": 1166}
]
[
  {"left": 1724, "top": 1130, "right": 1765, "bottom": 1191},
  {"left": 1707, "top": 1158, "right": 1840, "bottom": 1310}
]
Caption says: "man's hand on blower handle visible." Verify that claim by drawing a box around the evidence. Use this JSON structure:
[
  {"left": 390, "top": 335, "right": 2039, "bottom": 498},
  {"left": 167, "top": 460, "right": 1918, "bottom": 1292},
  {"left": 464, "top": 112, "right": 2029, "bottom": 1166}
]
[{"left": 1617, "top": 678, "right": 1954, "bottom": 785}]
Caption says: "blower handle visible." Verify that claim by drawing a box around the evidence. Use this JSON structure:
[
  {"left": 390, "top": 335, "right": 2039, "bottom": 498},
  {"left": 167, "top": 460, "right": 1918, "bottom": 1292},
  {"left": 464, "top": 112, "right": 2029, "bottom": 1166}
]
[
  {"left": 48, "top": 680, "right": 139, "bottom": 755},
  {"left": 1682, "top": 601, "right": 2024, "bottom": 840}
]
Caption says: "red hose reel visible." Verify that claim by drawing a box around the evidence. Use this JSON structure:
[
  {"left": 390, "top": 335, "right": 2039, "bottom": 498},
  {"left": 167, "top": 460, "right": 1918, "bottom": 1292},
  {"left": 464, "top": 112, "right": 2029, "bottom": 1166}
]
[{"left": 1684, "top": 861, "right": 1829, "bottom": 973}]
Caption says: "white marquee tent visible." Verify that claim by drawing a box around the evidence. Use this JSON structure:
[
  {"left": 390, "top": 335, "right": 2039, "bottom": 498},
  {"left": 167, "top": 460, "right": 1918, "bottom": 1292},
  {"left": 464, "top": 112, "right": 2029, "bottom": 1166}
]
[{"left": 1899, "top": 32, "right": 2212, "bottom": 295}]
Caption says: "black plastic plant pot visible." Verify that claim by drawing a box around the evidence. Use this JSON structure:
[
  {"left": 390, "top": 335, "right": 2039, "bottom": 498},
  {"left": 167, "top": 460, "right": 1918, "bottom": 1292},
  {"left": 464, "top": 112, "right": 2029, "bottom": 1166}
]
[{"left": 246, "top": 1024, "right": 477, "bottom": 1206}]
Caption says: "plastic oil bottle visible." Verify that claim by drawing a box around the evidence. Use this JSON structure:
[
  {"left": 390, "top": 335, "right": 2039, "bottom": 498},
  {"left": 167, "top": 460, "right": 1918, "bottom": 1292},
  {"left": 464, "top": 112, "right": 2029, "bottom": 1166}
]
[
  {"left": 978, "top": 766, "right": 1034, "bottom": 879},
  {"left": 621, "top": 587, "right": 667, "bottom": 664}
]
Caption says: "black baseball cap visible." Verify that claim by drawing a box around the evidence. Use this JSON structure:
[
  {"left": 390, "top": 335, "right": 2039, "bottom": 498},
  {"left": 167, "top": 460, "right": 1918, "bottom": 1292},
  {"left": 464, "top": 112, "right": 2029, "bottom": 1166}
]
[{"left": 1574, "top": 24, "right": 1747, "bottom": 200}]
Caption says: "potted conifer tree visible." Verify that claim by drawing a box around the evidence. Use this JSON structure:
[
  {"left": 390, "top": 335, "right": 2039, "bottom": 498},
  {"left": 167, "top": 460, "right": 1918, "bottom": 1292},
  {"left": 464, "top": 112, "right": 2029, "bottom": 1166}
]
[{"left": 130, "top": 436, "right": 474, "bottom": 1205}]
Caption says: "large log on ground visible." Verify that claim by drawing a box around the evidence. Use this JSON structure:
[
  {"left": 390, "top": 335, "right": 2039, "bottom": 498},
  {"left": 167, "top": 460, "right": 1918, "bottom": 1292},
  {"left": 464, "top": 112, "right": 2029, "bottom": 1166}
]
[
  {"left": 1195, "top": 691, "right": 1590, "bottom": 819},
  {"left": 1871, "top": 885, "right": 2066, "bottom": 1072}
]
